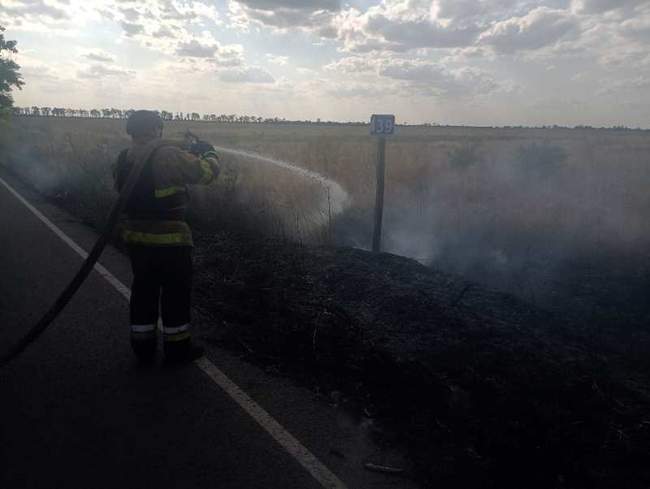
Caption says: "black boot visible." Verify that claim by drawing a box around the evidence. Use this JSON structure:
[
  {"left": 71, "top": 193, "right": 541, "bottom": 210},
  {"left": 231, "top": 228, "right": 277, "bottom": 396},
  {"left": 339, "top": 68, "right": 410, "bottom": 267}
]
[
  {"left": 164, "top": 339, "right": 204, "bottom": 364},
  {"left": 131, "top": 338, "right": 157, "bottom": 364}
]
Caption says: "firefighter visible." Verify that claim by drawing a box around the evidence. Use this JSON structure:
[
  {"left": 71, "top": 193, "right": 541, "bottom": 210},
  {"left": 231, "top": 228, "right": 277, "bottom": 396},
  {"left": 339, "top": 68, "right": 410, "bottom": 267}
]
[{"left": 114, "top": 110, "right": 219, "bottom": 363}]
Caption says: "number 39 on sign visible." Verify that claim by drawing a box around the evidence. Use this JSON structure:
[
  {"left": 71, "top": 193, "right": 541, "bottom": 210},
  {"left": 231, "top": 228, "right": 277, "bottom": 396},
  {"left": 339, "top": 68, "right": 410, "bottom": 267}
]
[{"left": 370, "top": 114, "right": 395, "bottom": 135}]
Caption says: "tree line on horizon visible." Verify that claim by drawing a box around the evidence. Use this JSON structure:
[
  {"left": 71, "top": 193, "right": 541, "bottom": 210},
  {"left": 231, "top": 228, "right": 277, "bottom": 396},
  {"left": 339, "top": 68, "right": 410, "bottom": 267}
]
[
  {"left": 11, "top": 107, "right": 645, "bottom": 131},
  {"left": 11, "top": 106, "right": 358, "bottom": 125}
]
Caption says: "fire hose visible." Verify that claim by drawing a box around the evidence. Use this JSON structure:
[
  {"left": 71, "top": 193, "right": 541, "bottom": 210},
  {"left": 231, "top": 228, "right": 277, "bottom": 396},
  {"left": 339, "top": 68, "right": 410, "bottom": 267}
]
[{"left": 0, "top": 139, "right": 183, "bottom": 368}]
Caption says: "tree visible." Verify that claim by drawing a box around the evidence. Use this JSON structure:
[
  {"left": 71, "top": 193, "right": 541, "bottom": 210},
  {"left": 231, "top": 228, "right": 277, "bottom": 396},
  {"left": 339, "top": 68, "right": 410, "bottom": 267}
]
[{"left": 0, "top": 26, "right": 24, "bottom": 114}]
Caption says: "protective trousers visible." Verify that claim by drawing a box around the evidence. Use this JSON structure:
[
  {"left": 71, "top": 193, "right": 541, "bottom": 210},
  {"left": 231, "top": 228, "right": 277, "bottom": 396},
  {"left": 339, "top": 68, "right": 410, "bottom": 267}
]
[{"left": 128, "top": 245, "right": 193, "bottom": 358}]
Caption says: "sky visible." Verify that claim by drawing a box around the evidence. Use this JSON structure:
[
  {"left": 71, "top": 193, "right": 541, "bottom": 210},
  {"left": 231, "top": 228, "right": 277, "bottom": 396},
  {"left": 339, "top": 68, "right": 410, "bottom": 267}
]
[{"left": 1, "top": 0, "right": 649, "bottom": 126}]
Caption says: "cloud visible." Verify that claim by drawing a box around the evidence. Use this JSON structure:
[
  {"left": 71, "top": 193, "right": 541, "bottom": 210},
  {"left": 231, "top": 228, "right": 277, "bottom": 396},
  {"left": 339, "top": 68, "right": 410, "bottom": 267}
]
[
  {"left": 436, "top": 0, "right": 516, "bottom": 21},
  {"left": 326, "top": 53, "right": 503, "bottom": 98},
  {"left": 478, "top": 7, "right": 579, "bottom": 53},
  {"left": 214, "top": 45, "right": 245, "bottom": 67},
  {"left": 19, "top": 61, "right": 60, "bottom": 83},
  {"left": 236, "top": 0, "right": 339, "bottom": 9},
  {"left": 1, "top": 0, "right": 69, "bottom": 21},
  {"left": 324, "top": 80, "right": 394, "bottom": 98},
  {"left": 597, "top": 75, "right": 650, "bottom": 95},
  {"left": 619, "top": 13, "right": 650, "bottom": 43},
  {"left": 152, "top": 25, "right": 177, "bottom": 38},
  {"left": 378, "top": 59, "right": 500, "bottom": 96},
  {"left": 83, "top": 51, "right": 115, "bottom": 63},
  {"left": 176, "top": 39, "right": 218, "bottom": 58},
  {"left": 365, "top": 14, "right": 481, "bottom": 49},
  {"left": 120, "top": 20, "right": 145, "bottom": 37},
  {"left": 331, "top": 2, "right": 485, "bottom": 53},
  {"left": 229, "top": 0, "right": 341, "bottom": 29},
  {"left": 324, "top": 56, "right": 378, "bottom": 73},
  {"left": 575, "top": 0, "right": 645, "bottom": 14},
  {"left": 173, "top": 38, "right": 244, "bottom": 66},
  {"left": 266, "top": 54, "right": 289, "bottom": 65},
  {"left": 219, "top": 66, "right": 275, "bottom": 83},
  {"left": 326, "top": 1, "right": 589, "bottom": 54},
  {"left": 119, "top": 7, "right": 141, "bottom": 22},
  {"left": 77, "top": 63, "right": 135, "bottom": 79}
]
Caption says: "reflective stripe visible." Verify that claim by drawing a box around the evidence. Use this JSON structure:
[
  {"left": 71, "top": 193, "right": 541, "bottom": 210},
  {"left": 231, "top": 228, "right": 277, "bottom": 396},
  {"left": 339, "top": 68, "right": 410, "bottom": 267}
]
[
  {"left": 131, "top": 331, "right": 156, "bottom": 340},
  {"left": 164, "top": 331, "right": 191, "bottom": 343},
  {"left": 198, "top": 159, "right": 214, "bottom": 185},
  {"left": 131, "top": 324, "right": 156, "bottom": 333},
  {"left": 163, "top": 323, "right": 191, "bottom": 343},
  {"left": 122, "top": 229, "right": 192, "bottom": 246},
  {"left": 124, "top": 219, "right": 190, "bottom": 233},
  {"left": 163, "top": 323, "right": 190, "bottom": 335},
  {"left": 154, "top": 186, "right": 186, "bottom": 198}
]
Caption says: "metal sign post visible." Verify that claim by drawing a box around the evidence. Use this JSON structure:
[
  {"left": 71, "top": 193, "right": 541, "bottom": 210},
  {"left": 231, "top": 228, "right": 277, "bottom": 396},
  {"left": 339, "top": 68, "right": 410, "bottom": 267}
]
[{"left": 370, "top": 114, "right": 395, "bottom": 253}]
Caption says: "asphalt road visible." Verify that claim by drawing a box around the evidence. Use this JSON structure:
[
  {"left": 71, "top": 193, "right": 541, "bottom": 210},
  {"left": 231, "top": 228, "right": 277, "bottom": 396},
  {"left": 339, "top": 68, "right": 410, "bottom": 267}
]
[{"left": 0, "top": 171, "right": 417, "bottom": 489}]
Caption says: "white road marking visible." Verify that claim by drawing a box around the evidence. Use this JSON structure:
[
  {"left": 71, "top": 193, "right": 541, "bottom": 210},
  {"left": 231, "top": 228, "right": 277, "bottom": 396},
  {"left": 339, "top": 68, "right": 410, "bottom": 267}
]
[
  {"left": 0, "top": 174, "right": 348, "bottom": 489},
  {"left": 0, "top": 176, "right": 131, "bottom": 300},
  {"left": 195, "top": 357, "right": 348, "bottom": 489}
]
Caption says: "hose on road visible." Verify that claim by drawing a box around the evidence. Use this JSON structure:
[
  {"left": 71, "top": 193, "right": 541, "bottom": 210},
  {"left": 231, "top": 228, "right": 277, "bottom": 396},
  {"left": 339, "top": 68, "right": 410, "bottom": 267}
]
[{"left": 0, "top": 140, "right": 175, "bottom": 368}]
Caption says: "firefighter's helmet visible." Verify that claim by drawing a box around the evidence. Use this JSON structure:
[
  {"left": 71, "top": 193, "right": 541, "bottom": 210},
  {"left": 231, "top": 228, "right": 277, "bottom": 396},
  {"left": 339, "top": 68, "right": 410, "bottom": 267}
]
[{"left": 126, "top": 110, "right": 163, "bottom": 138}]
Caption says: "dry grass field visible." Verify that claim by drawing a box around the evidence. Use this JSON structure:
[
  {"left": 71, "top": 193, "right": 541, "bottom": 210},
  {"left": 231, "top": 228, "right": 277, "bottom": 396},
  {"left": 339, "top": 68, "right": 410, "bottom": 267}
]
[{"left": 4, "top": 116, "right": 650, "bottom": 307}]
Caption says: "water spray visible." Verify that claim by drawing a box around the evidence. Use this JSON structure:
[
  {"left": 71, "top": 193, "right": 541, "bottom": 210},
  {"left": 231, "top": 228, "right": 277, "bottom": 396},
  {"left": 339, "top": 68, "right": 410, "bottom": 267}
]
[{"left": 184, "top": 130, "right": 350, "bottom": 217}]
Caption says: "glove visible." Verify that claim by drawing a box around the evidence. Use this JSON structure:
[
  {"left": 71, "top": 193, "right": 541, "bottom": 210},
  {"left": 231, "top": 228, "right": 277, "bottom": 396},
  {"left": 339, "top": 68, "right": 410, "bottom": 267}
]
[{"left": 189, "top": 141, "right": 215, "bottom": 156}]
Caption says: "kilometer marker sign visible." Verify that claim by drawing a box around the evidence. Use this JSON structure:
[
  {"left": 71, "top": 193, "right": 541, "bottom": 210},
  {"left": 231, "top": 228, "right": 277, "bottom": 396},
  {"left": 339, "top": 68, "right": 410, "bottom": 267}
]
[
  {"left": 370, "top": 114, "right": 395, "bottom": 252},
  {"left": 370, "top": 114, "right": 395, "bottom": 135}
]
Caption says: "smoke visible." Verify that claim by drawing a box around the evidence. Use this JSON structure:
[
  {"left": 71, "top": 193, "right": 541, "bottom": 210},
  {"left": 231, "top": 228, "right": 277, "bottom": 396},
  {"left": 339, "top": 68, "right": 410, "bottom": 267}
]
[{"left": 334, "top": 133, "right": 650, "bottom": 320}]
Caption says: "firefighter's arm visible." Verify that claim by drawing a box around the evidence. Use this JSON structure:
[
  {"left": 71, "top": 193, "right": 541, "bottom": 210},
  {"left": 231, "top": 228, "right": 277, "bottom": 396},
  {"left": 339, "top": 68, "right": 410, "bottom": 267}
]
[
  {"left": 154, "top": 146, "right": 219, "bottom": 190},
  {"left": 188, "top": 142, "right": 220, "bottom": 182}
]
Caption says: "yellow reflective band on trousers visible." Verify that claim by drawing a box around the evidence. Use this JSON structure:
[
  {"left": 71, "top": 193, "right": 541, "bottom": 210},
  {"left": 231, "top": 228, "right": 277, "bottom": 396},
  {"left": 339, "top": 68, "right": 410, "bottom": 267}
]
[
  {"left": 121, "top": 220, "right": 193, "bottom": 246},
  {"left": 198, "top": 159, "right": 215, "bottom": 185},
  {"left": 164, "top": 331, "right": 191, "bottom": 342},
  {"left": 154, "top": 186, "right": 186, "bottom": 198},
  {"left": 122, "top": 230, "right": 191, "bottom": 245},
  {"left": 131, "top": 330, "right": 156, "bottom": 340}
]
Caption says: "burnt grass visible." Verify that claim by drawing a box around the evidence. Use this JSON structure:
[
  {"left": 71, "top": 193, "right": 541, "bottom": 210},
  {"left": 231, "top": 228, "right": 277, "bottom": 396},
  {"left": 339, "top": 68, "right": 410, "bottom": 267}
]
[{"left": 192, "top": 230, "right": 650, "bottom": 489}]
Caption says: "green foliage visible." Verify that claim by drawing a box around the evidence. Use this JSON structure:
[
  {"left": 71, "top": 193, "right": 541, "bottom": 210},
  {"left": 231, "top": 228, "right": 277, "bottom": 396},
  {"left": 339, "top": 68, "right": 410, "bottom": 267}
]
[
  {"left": 448, "top": 142, "right": 482, "bottom": 170},
  {"left": 0, "top": 26, "right": 24, "bottom": 113},
  {"left": 516, "top": 141, "right": 567, "bottom": 179}
]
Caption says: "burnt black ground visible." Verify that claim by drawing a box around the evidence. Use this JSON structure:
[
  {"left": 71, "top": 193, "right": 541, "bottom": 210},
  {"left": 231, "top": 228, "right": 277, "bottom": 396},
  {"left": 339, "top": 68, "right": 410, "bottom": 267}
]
[
  {"left": 0, "top": 171, "right": 421, "bottom": 489},
  {"left": 192, "top": 230, "right": 650, "bottom": 489}
]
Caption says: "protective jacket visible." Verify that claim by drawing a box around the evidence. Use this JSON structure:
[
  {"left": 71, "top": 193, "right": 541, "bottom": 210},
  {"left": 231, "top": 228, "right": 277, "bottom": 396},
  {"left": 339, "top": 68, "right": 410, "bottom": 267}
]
[{"left": 114, "top": 141, "right": 218, "bottom": 246}]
